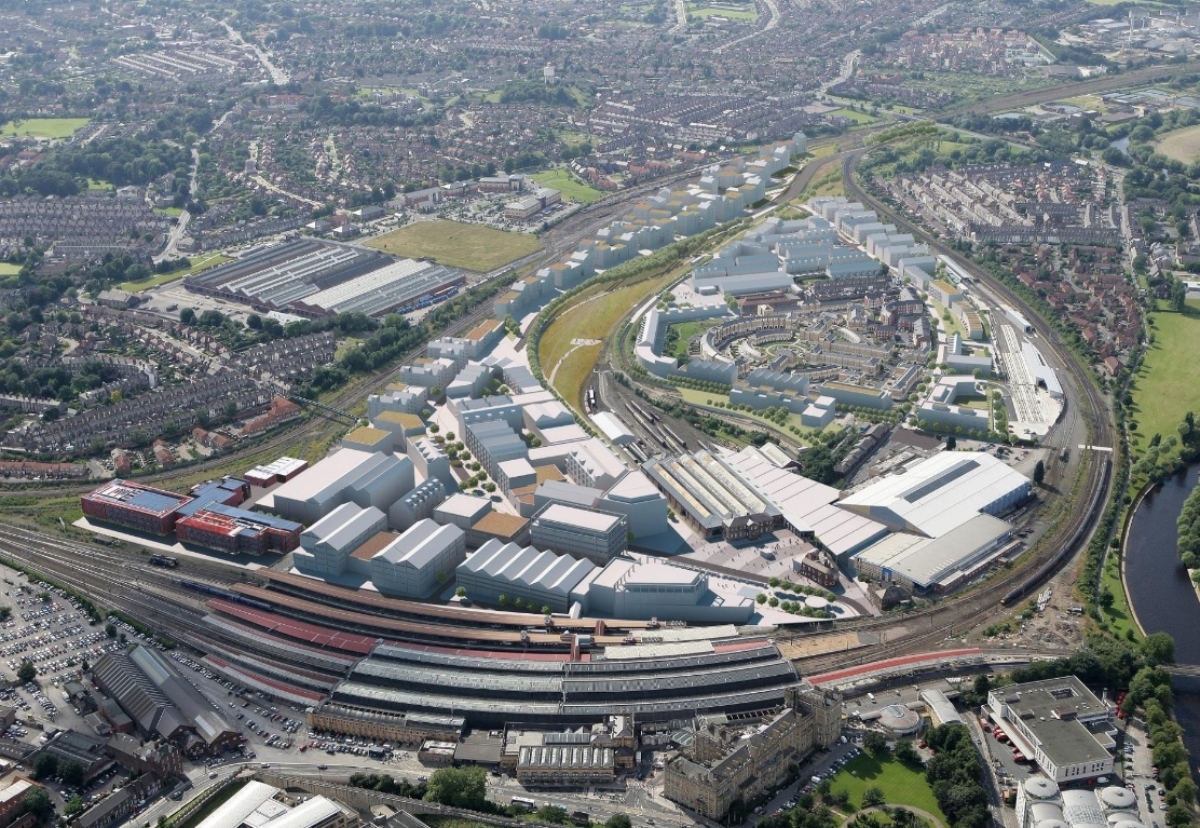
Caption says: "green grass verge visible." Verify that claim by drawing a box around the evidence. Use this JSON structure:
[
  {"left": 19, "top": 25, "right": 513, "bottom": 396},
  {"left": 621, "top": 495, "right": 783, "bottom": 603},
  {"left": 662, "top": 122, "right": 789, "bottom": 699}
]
[
  {"left": 1130, "top": 311, "right": 1200, "bottom": 455},
  {"left": 0, "top": 118, "right": 90, "bottom": 139},
  {"left": 0, "top": 263, "right": 20, "bottom": 276},
  {"left": 677, "top": 388, "right": 824, "bottom": 444},
  {"left": 829, "top": 755, "right": 946, "bottom": 820},
  {"left": 365, "top": 220, "right": 540, "bottom": 272},
  {"left": 1101, "top": 550, "right": 1141, "bottom": 641},
  {"left": 531, "top": 169, "right": 604, "bottom": 204},
  {"left": 119, "top": 254, "right": 232, "bottom": 292},
  {"left": 687, "top": 3, "right": 759, "bottom": 19}
]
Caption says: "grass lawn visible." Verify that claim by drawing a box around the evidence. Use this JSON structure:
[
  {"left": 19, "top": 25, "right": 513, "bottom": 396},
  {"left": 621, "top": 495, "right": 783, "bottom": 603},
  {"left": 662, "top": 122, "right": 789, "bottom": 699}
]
[
  {"left": 86, "top": 178, "right": 111, "bottom": 190},
  {"left": 830, "top": 108, "right": 880, "bottom": 124},
  {"left": 687, "top": 3, "right": 758, "bottom": 19},
  {"left": 677, "top": 387, "right": 826, "bottom": 444},
  {"left": 365, "top": 220, "right": 540, "bottom": 272},
  {"left": 1101, "top": 550, "right": 1141, "bottom": 640},
  {"left": 119, "top": 254, "right": 231, "bottom": 292},
  {"left": 1130, "top": 311, "right": 1200, "bottom": 454},
  {"left": 0, "top": 117, "right": 90, "bottom": 139},
  {"left": 540, "top": 268, "right": 685, "bottom": 409},
  {"left": 666, "top": 319, "right": 719, "bottom": 360},
  {"left": 0, "top": 263, "right": 20, "bottom": 276},
  {"left": 155, "top": 206, "right": 184, "bottom": 217},
  {"left": 829, "top": 755, "right": 947, "bottom": 820},
  {"left": 1155, "top": 124, "right": 1200, "bottom": 164},
  {"left": 532, "top": 169, "right": 604, "bottom": 204}
]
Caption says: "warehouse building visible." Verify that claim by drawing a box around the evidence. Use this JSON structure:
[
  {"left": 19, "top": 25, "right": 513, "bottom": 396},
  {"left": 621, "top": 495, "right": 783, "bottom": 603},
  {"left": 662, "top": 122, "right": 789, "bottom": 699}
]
[
  {"left": 642, "top": 450, "right": 781, "bottom": 539},
  {"left": 988, "top": 676, "right": 1115, "bottom": 784},
  {"left": 839, "top": 452, "right": 1031, "bottom": 538},
  {"left": 295, "top": 503, "right": 388, "bottom": 577},
  {"left": 291, "top": 259, "right": 464, "bottom": 318},
  {"left": 530, "top": 504, "right": 627, "bottom": 562},
  {"left": 184, "top": 239, "right": 393, "bottom": 315},
  {"left": 370, "top": 520, "right": 466, "bottom": 599},
  {"left": 81, "top": 480, "right": 193, "bottom": 536},
  {"left": 566, "top": 440, "right": 627, "bottom": 490},
  {"left": 433, "top": 494, "right": 493, "bottom": 531},
  {"left": 457, "top": 540, "right": 598, "bottom": 613},
  {"left": 192, "top": 780, "right": 355, "bottom": 828},
  {"left": 270, "top": 449, "right": 413, "bottom": 525},
  {"left": 92, "top": 646, "right": 241, "bottom": 756},
  {"left": 851, "top": 513, "right": 1013, "bottom": 593},
  {"left": 598, "top": 471, "right": 669, "bottom": 540},
  {"left": 571, "top": 559, "right": 755, "bottom": 624},
  {"left": 244, "top": 457, "right": 309, "bottom": 488},
  {"left": 389, "top": 478, "right": 447, "bottom": 532}
]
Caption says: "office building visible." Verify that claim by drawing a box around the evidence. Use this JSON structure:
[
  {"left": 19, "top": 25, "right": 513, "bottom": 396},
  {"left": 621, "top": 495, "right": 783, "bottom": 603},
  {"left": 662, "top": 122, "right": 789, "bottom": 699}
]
[{"left": 530, "top": 504, "right": 627, "bottom": 562}]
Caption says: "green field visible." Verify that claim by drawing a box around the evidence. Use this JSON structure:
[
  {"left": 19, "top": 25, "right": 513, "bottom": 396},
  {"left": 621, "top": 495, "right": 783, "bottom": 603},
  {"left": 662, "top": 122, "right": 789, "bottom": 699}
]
[
  {"left": 665, "top": 319, "right": 718, "bottom": 360},
  {"left": 0, "top": 118, "right": 90, "bottom": 139},
  {"left": 120, "top": 254, "right": 231, "bottom": 292},
  {"left": 687, "top": 2, "right": 759, "bottom": 19},
  {"left": 0, "top": 263, "right": 20, "bottom": 276},
  {"left": 830, "top": 108, "right": 881, "bottom": 124},
  {"left": 532, "top": 169, "right": 605, "bottom": 204},
  {"left": 1155, "top": 124, "right": 1200, "bottom": 164},
  {"left": 1130, "top": 311, "right": 1200, "bottom": 454},
  {"left": 829, "top": 755, "right": 946, "bottom": 820},
  {"left": 365, "top": 220, "right": 540, "bottom": 272},
  {"left": 678, "top": 388, "right": 823, "bottom": 444}
]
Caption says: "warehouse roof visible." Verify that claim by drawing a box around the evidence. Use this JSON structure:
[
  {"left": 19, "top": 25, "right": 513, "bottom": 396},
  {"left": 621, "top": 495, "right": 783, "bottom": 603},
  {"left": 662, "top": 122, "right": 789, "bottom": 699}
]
[
  {"left": 271, "top": 448, "right": 378, "bottom": 503},
  {"left": 375, "top": 520, "right": 463, "bottom": 568},
  {"left": 460, "top": 540, "right": 598, "bottom": 599},
  {"left": 839, "top": 451, "right": 1029, "bottom": 537},
  {"left": 853, "top": 513, "right": 1011, "bottom": 589}
]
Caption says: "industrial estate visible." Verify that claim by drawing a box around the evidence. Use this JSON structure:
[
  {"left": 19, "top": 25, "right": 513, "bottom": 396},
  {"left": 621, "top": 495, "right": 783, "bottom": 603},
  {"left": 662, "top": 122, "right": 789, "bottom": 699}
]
[{"left": 0, "top": 1, "right": 1198, "bottom": 828}]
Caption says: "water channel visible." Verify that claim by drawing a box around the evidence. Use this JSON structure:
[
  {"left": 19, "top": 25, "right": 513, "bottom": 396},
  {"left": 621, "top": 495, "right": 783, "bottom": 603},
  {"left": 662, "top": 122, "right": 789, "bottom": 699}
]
[{"left": 1123, "top": 464, "right": 1200, "bottom": 787}]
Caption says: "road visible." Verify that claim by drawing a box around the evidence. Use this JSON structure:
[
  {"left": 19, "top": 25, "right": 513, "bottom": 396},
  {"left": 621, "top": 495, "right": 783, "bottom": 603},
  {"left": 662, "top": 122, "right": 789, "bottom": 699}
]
[
  {"left": 157, "top": 108, "right": 235, "bottom": 263},
  {"left": 713, "top": 0, "right": 779, "bottom": 54},
  {"left": 221, "top": 21, "right": 289, "bottom": 85}
]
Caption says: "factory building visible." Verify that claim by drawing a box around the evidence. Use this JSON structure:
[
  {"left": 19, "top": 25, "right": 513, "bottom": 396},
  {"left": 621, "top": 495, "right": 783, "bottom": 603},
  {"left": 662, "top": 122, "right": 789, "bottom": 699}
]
[
  {"left": 456, "top": 540, "right": 598, "bottom": 613},
  {"left": 530, "top": 503, "right": 627, "bottom": 562},
  {"left": 92, "top": 646, "right": 241, "bottom": 756},
  {"left": 642, "top": 450, "right": 781, "bottom": 539},
  {"left": 988, "top": 677, "right": 1115, "bottom": 784},
  {"left": 851, "top": 513, "right": 1013, "bottom": 593},
  {"left": 81, "top": 480, "right": 193, "bottom": 536},
  {"left": 571, "top": 559, "right": 755, "bottom": 624},
  {"left": 270, "top": 449, "right": 413, "bottom": 525},
  {"left": 294, "top": 503, "right": 388, "bottom": 578},
  {"left": 191, "top": 780, "right": 355, "bottom": 828},
  {"left": 369, "top": 520, "right": 466, "bottom": 599},
  {"left": 290, "top": 259, "right": 464, "bottom": 318},
  {"left": 839, "top": 451, "right": 1030, "bottom": 538},
  {"left": 243, "top": 457, "right": 309, "bottom": 488}
]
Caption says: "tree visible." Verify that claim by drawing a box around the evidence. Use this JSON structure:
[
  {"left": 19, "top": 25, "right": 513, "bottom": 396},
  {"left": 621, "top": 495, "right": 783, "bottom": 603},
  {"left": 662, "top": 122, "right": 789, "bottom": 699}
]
[
  {"left": 1033, "top": 460, "right": 1045, "bottom": 486},
  {"left": 894, "top": 739, "right": 920, "bottom": 766},
  {"left": 32, "top": 753, "right": 57, "bottom": 781},
  {"left": 64, "top": 797, "right": 84, "bottom": 817},
  {"left": 105, "top": 623, "right": 117, "bottom": 639},
  {"left": 16, "top": 661, "right": 35, "bottom": 684},
  {"left": 1142, "top": 632, "right": 1176, "bottom": 666},
  {"left": 605, "top": 815, "right": 632, "bottom": 828},
  {"left": 423, "top": 766, "right": 488, "bottom": 810},
  {"left": 179, "top": 307, "right": 196, "bottom": 325},
  {"left": 863, "top": 731, "right": 889, "bottom": 756},
  {"left": 863, "top": 787, "right": 886, "bottom": 808},
  {"left": 455, "top": 587, "right": 466, "bottom": 598},
  {"left": 58, "top": 760, "right": 84, "bottom": 788},
  {"left": 22, "top": 788, "right": 52, "bottom": 822},
  {"left": 537, "top": 805, "right": 569, "bottom": 824}
]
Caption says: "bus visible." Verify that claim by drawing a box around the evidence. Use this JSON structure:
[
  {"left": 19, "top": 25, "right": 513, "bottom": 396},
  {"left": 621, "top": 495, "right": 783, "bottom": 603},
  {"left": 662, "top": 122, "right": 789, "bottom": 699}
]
[{"left": 511, "top": 798, "right": 537, "bottom": 812}]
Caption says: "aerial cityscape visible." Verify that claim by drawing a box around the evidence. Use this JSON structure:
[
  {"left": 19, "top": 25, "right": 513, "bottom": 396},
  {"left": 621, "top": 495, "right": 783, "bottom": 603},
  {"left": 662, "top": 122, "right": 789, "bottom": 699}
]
[{"left": 0, "top": 2, "right": 1198, "bottom": 828}]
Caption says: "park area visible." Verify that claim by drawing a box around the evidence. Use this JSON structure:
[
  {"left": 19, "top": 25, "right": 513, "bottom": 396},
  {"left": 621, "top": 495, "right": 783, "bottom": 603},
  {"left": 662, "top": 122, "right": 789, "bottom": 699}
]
[
  {"left": 365, "top": 220, "right": 540, "bottom": 272},
  {"left": 0, "top": 118, "right": 90, "bottom": 139},
  {"left": 119, "top": 254, "right": 231, "bottom": 292},
  {"left": 532, "top": 169, "right": 604, "bottom": 204},
  {"left": 828, "top": 754, "right": 946, "bottom": 822},
  {"left": 1155, "top": 124, "right": 1200, "bottom": 164},
  {"left": 1130, "top": 310, "right": 1200, "bottom": 455}
]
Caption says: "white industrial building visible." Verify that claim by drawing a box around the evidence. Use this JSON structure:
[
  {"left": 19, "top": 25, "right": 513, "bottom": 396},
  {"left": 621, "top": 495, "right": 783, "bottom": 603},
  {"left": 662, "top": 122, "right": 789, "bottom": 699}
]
[
  {"left": 294, "top": 503, "right": 388, "bottom": 577},
  {"left": 989, "top": 676, "right": 1116, "bottom": 785},
  {"left": 1015, "top": 778, "right": 1141, "bottom": 828},
  {"left": 388, "top": 477, "right": 447, "bottom": 531},
  {"left": 800, "top": 395, "right": 836, "bottom": 428},
  {"left": 270, "top": 449, "right": 413, "bottom": 525},
  {"left": 851, "top": 512, "right": 1013, "bottom": 592},
  {"left": 571, "top": 559, "right": 755, "bottom": 624},
  {"left": 370, "top": 519, "right": 466, "bottom": 598},
  {"left": 566, "top": 439, "right": 628, "bottom": 490},
  {"left": 192, "top": 779, "right": 354, "bottom": 828},
  {"left": 456, "top": 540, "right": 598, "bottom": 613},
  {"left": 1022, "top": 341, "right": 1064, "bottom": 399},
  {"left": 598, "top": 471, "right": 669, "bottom": 539},
  {"left": 839, "top": 451, "right": 1030, "bottom": 538},
  {"left": 433, "top": 494, "right": 493, "bottom": 531},
  {"left": 530, "top": 503, "right": 627, "bottom": 562},
  {"left": 591, "top": 412, "right": 636, "bottom": 446}
]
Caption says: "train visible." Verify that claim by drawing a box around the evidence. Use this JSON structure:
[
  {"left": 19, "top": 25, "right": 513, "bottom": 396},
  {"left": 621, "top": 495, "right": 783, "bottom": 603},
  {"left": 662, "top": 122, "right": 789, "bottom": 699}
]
[
  {"left": 1000, "top": 456, "right": 1111, "bottom": 606},
  {"left": 148, "top": 555, "right": 178, "bottom": 568},
  {"left": 178, "top": 579, "right": 273, "bottom": 612},
  {"left": 394, "top": 284, "right": 462, "bottom": 315}
]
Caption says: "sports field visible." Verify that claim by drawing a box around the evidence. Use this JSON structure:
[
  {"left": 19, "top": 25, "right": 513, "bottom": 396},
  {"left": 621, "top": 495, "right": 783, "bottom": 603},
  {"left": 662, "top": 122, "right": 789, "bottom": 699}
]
[
  {"left": 829, "top": 755, "right": 946, "bottom": 820},
  {"left": 532, "top": 170, "right": 604, "bottom": 204},
  {"left": 0, "top": 118, "right": 90, "bottom": 139},
  {"left": 1131, "top": 310, "right": 1200, "bottom": 454},
  {"left": 365, "top": 221, "right": 540, "bottom": 272},
  {"left": 1155, "top": 124, "right": 1200, "bottom": 164}
]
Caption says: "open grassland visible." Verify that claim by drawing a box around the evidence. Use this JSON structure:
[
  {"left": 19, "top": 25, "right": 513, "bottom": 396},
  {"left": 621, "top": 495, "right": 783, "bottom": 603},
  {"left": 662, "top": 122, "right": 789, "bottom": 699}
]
[
  {"left": 677, "top": 388, "right": 823, "bottom": 444},
  {"left": 532, "top": 169, "right": 604, "bottom": 204},
  {"left": 366, "top": 220, "right": 540, "bottom": 272},
  {"left": 687, "top": 2, "right": 759, "bottom": 19},
  {"left": 0, "top": 263, "right": 20, "bottom": 276},
  {"left": 1131, "top": 311, "right": 1200, "bottom": 454},
  {"left": 830, "top": 108, "right": 880, "bottom": 124},
  {"left": 0, "top": 118, "right": 90, "bottom": 139},
  {"left": 1155, "top": 124, "right": 1200, "bottom": 164},
  {"left": 830, "top": 755, "right": 947, "bottom": 821},
  {"left": 120, "top": 254, "right": 231, "bottom": 292},
  {"left": 540, "top": 269, "right": 686, "bottom": 409}
]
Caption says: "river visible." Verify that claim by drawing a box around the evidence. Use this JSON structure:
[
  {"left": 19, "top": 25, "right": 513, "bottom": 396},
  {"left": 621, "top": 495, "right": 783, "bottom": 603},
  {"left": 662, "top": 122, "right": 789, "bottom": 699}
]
[{"left": 1123, "top": 464, "right": 1200, "bottom": 787}]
